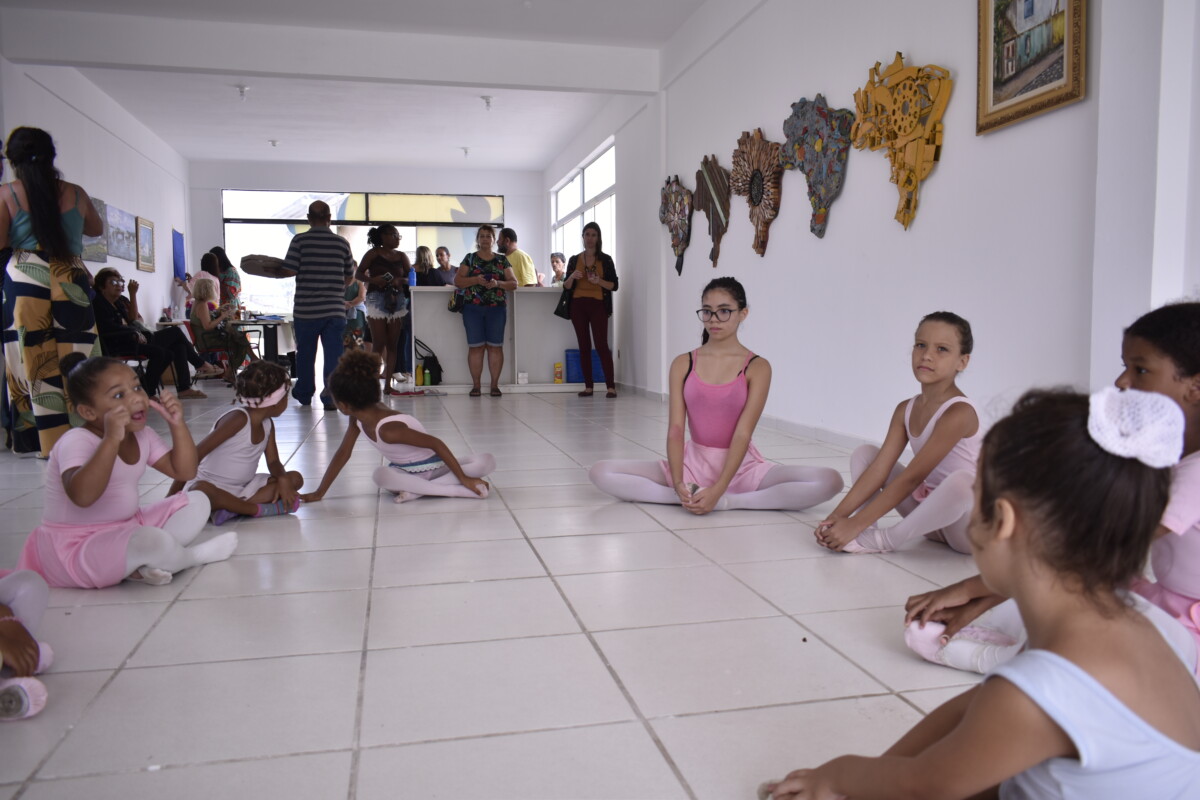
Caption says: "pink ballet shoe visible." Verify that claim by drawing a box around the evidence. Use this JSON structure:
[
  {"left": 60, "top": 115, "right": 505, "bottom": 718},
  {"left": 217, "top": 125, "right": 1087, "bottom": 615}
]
[
  {"left": 905, "top": 620, "right": 1022, "bottom": 672},
  {"left": 35, "top": 642, "right": 53, "bottom": 674},
  {"left": 904, "top": 620, "right": 949, "bottom": 663},
  {"left": 0, "top": 677, "right": 47, "bottom": 720},
  {"left": 840, "top": 525, "right": 891, "bottom": 554}
]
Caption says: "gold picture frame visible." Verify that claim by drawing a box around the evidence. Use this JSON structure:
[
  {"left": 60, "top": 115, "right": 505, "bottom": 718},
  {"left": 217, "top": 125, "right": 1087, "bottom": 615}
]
[
  {"left": 136, "top": 217, "right": 155, "bottom": 272},
  {"left": 977, "top": 0, "right": 1086, "bottom": 134}
]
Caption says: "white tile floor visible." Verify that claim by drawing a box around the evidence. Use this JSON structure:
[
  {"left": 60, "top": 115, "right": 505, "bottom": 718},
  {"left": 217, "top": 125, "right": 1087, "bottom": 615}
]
[{"left": 0, "top": 387, "right": 982, "bottom": 799}]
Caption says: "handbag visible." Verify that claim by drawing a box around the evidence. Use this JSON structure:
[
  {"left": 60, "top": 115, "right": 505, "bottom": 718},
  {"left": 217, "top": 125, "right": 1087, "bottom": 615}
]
[
  {"left": 414, "top": 338, "right": 442, "bottom": 385},
  {"left": 553, "top": 286, "right": 572, "bottom": 320},
  {"left": 447, "top": 290, "right": 465, "bottom": 313}
]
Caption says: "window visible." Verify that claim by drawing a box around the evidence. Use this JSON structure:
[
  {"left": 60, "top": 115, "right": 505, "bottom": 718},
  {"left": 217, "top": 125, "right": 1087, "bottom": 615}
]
[
  {"left": 1024, "top": 0, "right": 1035, "bottom": 19},
  {"left": 552, "top": 144, "right": 616, "bottom": 259},
  {"left": 221, "top": 190, "right": 502, "bottom": 314}
]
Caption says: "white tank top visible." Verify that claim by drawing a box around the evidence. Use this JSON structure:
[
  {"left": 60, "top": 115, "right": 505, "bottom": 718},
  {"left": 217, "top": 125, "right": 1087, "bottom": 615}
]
[
  {"left": 195, "top": 408, "right": 271, "bottom": 488},
  {"left": 366, "top": 414, "right": 436, "bottom": 466},
  {"left": 904, "top": 395, "right": 983, "bottom": 487}
]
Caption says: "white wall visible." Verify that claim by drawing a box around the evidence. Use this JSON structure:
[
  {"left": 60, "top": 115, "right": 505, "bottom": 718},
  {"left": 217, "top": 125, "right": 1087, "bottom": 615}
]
[
  {"left": 189, "top": 161, "right": 544, "bottom": 272},
  {"left": 0, "top": 59, "right": 189, "bottom": 319}
]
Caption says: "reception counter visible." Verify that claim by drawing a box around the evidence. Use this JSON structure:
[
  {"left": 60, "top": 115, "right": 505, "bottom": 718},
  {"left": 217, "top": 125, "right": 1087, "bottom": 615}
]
[{"left": 408, "top": 286, "right": 597, "bottom": 390}]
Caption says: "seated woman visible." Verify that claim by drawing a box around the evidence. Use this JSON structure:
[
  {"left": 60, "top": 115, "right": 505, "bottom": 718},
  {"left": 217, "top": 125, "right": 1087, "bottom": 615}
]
[
  {"left": 189, "top": 276, "right": 255, "bottom": 383},
  {"left": 92, "top": 268, "right": 217, "bottom": 398}
]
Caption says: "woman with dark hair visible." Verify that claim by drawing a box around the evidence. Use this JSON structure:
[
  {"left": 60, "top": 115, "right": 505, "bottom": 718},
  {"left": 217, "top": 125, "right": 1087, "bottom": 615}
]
[
  {"left": 454, "top": 224, "right": 517, "bottom": 397},
  {"left": 0, "top": 127, "right": 104, "bottom": 456},
  {"left": 563, "top": 222, "right": 619, "bottom": 398},
  {"left": 92, "top": 268, "right": 218, "bottom": 398},
  {"left": 356, "top": 224, "right": 411, "bottom": 395},
  {"left": 208, "top": 245, "right": 242, "bottom": 313}
]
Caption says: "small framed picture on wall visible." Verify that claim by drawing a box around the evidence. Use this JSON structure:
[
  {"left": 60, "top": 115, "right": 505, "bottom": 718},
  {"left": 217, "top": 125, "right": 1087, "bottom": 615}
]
[
  {"left": 977, "top": 0, "right": 1087, "bottom": 134},
  {"left": 136, "top": 217, "right": 155, "bottom": 272}
]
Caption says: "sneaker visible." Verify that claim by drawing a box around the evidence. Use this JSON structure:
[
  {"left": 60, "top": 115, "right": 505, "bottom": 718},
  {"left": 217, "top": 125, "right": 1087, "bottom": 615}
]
[{"left": 0, "top": 677, "right": 47, "bottom": 720}]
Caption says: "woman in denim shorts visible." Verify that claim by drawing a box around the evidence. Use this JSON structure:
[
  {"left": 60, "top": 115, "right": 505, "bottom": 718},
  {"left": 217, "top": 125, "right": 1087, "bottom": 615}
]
[{"left": 454, "top": 224, "right": 517, "bottom": 396}]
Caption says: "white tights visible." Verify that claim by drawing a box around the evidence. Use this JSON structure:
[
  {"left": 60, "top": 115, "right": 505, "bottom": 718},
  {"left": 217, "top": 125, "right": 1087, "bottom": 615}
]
[
  {"left": 904, "top": 598, "right": 1025, "bottom": 675},
  {"left": 849, "top": 445, "right": 974, "bottom": 553},
  {"left": 124, "top": 492, "right": 238, "bottom": 579},
  {"left": 373, "top": 453, "right": 496, "bottom": 500},
  {"left": 0, "top": 571, "right": 49, "bottom": 635},
  {"left": 588, "top": 460, "right": 844, "bottom": 511}
]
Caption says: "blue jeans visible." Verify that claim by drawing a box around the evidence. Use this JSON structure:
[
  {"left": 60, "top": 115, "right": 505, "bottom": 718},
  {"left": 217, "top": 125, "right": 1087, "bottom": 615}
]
[
  {"left": 292, "top": 316, "right": 346, "bottom": 404},
  {"left": 397, "top": 314, "right": 413, "bottom": 374}
]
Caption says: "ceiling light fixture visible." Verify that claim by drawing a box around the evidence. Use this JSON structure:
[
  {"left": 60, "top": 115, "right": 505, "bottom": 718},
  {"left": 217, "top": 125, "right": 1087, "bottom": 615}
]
[
  {"left": 480, "top": 95, "right": 493, "bottom": 112},
  {"left": 236, "top": 83, "right": 250, "bottom": 102},
  {"left": 461, "top": 147, "right": 470, "bottom": 159},
  {"left": 268, "top": 139, "right": 278, "bottom": 148}
]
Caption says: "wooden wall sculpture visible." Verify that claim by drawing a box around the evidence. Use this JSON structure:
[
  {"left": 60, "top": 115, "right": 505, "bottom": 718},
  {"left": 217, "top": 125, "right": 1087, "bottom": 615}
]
[
  {"left": 780, "top": 94, "right": 855, "bottom": 238},
  {"left": 851, "top": 52, "right": 952, "bottom": 229},
  {"left": 693, "top": 155, "right": 731, "bottom": 269},
  {"left": 730, "top": 129, "right": 784, "bottom": 256},
  {"left": 659, "top": 176, "right": 694, "bottom": 275}
]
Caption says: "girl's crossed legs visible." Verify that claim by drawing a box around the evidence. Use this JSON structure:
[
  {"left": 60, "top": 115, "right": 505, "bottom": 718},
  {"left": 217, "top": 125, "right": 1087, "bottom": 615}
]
[
  {"left": 373, "top": 453, "right": 495, "bottom": 502},
  {"left": 589, "top": 459, "right": 843, "bottom": 511},
  {"left": 124, "top": 491, "right": 239, "bottom": 584}
]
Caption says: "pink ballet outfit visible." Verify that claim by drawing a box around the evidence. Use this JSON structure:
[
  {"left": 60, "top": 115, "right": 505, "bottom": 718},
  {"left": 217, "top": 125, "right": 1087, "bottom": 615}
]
[
  {"left": 15, "top": 427, "right": 188, "bottom": 589},
  {"left": 188, "top": 408, "right": 273, "bottom": 499},
  {"left": 659, "top": 351, "right": 773, "bottom": 493},
  {"left": 367, "top": 414, "right": 444, "bottom": 475},
  {"left": 1133, "top": 450, "right": 1200, "bottom": 665}
]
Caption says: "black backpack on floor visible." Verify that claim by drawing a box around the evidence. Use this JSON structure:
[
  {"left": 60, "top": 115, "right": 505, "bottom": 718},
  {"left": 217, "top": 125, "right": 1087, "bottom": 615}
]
[{"left": 414, "top": 338, "right": 442, "bottom": 385}]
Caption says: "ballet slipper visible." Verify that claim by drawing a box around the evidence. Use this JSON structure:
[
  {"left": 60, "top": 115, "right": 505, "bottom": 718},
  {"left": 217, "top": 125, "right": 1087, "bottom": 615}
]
[
  {"left": 840, "top": 525, "right": 892, "bottom": 554},
  {"left": 35, "top": 642, "right": 52, "bottom": 674},
  {"left": 125, "top": 567, "right": 174, "bottom": 586},
  {"left": 905, "top": 620, "right": 1022, "bottom": 673},
  {"left": 0, "top": 677, "right": 47, "bottom": 720}
]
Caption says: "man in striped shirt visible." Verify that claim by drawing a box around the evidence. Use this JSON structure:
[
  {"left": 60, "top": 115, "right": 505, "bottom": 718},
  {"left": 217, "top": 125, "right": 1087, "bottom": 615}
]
[{"left": 282, "top": 200, "right": 355, "bottom": 409}]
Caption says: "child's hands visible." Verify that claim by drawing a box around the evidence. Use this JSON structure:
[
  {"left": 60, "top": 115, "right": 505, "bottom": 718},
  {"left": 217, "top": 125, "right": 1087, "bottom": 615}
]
[
  {"left": 814, "top": 517, "right": 865, "bottom": 551},
  {"left": 461, "top": 476, "right": 489, "bottom": 497},
  {"left": 682, "top": 485, "right": 722, "bottom": 515},
  {"left": 298, "top": 490, "right": 325, "bottom": 503},
  {"left": 762, "top": 768, "right": 846, "bottom": 800},
  {"left": 905, "top": 583, "right": 974, "bottom": 627},
  {"left": 277, "top": 478, "right": 299, "bottom": 508},
  {"left": 674, "top": 481, "right": 695, "bottom": 505},
  {"left": 102, "top": 405, "right": 132, "bottom": 443},
  {"left": 0, "top": 616, "right": 40, "bottom": 677},
  {"left": 150, "top": 392, "right": 184, "bottom": 426}
]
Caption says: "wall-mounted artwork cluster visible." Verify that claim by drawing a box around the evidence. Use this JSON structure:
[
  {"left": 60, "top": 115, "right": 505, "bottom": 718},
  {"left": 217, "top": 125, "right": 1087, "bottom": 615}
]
[
  {"left": 780, "top": 94, "right": 854, "bottom": 239},
  {"left": 659, "top": 176, "right": 693, "bottom": 276},
  {"left": 730, "top": 129, "right": 784, "bottom": 257},
  {"left": 693, "top": 155, "right": 731, "bottom": 269}
]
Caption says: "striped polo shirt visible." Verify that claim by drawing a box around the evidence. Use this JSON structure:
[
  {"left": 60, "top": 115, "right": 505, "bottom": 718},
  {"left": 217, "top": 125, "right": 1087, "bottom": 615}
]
[{"left": 283, "top": 227, "right": 354, "bottom": 319}]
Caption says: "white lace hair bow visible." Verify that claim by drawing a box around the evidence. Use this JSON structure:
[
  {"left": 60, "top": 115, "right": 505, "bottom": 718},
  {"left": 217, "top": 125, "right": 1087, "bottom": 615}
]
[{"left": 1088, "top": 387, "right": 1184, "bottom": 468}]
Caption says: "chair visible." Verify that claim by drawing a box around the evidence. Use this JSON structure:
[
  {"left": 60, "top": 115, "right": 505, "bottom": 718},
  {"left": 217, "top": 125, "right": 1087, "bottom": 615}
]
[
  {"left": 185, "top": 320, "right": 231, "bottom": 375},
  {"left": 98, "top": 339, "right": 150, "bottom": 381}
]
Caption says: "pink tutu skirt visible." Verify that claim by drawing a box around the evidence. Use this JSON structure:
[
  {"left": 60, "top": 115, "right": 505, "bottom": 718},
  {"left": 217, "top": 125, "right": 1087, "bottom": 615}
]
[
  {"left": 660, "top": 440, "right": 774, "bottom": 495},
  {"left": 1132, "top": 576, "right": 1200, "bottom": 674},
  {"left": 16, "top": 493, "right": 190, "bottom": 589}
]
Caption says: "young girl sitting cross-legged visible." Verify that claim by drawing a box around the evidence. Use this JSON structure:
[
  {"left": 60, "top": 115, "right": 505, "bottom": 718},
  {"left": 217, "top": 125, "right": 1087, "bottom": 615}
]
[
  {"left": 762, "top": 388, "right": 1200, "bottom": 800},
  {"left": 169, "top": 360, "right": 304, "bottom": 526},
  {"left": 301, "top": 350, "right": 493, "bottom": 504},
  {"left": 14, "top": 353, "right": 237, "bottom": 588}
]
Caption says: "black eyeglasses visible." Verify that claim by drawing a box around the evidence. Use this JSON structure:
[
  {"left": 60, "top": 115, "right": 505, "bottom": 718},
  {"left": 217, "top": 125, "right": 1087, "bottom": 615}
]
[{"left": 696, "top": 308, "right": 735, "bottom": 322}]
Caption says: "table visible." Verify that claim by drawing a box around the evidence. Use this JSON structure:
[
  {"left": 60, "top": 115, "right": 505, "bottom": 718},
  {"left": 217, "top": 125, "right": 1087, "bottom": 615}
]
[{"left": 231, "top": 319, "right": 290, "bottom": 361}]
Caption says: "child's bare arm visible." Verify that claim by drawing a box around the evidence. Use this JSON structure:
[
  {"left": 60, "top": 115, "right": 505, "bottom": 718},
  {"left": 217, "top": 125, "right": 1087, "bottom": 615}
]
[{"left": 300, "top": 423, "right": 360, "bottom": 501}]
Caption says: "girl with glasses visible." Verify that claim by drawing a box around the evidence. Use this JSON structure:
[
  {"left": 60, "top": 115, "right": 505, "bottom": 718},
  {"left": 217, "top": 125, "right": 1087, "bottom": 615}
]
[{"left": 588, "top": 277, "right": 842, "bottom": 514}]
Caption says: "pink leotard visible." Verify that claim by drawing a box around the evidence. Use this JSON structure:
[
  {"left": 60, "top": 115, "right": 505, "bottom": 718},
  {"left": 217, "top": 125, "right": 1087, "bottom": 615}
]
[
  {"left": 366, "top": 414, "right": 440, "bottom": 471},
  {"left": 660, "top": 350, "right": 773, "bottom": 493},
  {"left": 904, "top": 395, "right": 982, "bottom": 499}
]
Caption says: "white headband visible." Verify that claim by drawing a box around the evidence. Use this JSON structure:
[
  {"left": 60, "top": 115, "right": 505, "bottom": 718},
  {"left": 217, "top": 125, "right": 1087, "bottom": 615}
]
[
  {"left": 240, "top": 383, "right": 289, "bottom": 408},
  {"left": 1088, "top": 387, "right": 1184, "bottom": 468}
]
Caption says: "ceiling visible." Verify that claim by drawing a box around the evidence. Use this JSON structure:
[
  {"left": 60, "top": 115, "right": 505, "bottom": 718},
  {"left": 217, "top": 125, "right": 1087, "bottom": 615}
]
[{"left": 0, "top": 0, "right": 707, "bottom": 169}]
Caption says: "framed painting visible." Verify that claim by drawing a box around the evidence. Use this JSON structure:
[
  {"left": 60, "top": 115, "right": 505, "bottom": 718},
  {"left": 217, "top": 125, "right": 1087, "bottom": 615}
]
[
  {"left": 136, "top": 217, "right": 155, "bottom": 272},
  {"left": 81, "top": 196, "right": 108, "bottom": 263},
  {"left": 106, "top": 205, "right": 136, "bottom": 262},
  {"left": 977, "top": 0, "right": 1086, "bottom": 134}
]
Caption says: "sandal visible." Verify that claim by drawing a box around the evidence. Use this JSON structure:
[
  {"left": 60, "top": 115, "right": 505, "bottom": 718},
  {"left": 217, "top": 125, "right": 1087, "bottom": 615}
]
[
  {"left": 489, "top": 387, "right": 502, "bottom": 397},
  {"left": 469, "top": 387, "right": 482, "bottom": 397}
]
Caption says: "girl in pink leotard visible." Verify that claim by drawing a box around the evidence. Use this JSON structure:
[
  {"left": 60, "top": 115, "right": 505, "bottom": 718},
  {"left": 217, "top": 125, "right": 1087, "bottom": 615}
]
[
  {"left": 301, "top": 350, "right": 493, "bottom": 504},
  {"left": 13, "top": 353, "right": 237, "bottom": 589},
  {"left": 589, "top": 277, "right": 842, "bottom": 515},
  {"left": 815, "top": 311, "right": 981, "bottom": 554}
]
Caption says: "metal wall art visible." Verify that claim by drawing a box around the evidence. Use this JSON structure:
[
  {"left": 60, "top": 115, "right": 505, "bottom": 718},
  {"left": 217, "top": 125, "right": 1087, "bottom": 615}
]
[
  {"left": 730, "top": 129, "right": 784, "bottom": 256},
  {"left": 692, "top": 155, "right": 731, "bottom": 269},
  {"left": 851, "top": 52, "right": 953, "bottom": 229},
  {"left": 659, "top": 175, "right": 694, "bottom": 275},
  {"left": 780, "top": 94, "right": 855, "bottom": 238}
]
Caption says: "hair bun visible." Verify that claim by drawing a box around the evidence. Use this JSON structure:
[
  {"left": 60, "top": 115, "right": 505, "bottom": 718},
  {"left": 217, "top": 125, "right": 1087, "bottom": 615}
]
[{"left": 1088, "top": 387, "right": 1184, "bottom": 468}]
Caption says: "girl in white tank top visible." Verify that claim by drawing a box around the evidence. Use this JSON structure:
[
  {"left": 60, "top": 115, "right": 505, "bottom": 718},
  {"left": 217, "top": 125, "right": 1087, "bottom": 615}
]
[
  {"left": 301, "top": 351, "right": 494, "bottom": 504},
  {"left": 815, "top": 312, "right": 982, "bottom": 554},
  {"left": 169, "top": 361, "right": 305, "bottom": 525}
]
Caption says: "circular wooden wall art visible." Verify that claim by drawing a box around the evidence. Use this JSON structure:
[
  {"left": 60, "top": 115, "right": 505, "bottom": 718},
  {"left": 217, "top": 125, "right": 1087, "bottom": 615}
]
[
  {"left": 730, "top": 129, "right": 784, "bottom": 256},
  {"left": 659, "top": 175, "right": 694, "bottom": 275}
]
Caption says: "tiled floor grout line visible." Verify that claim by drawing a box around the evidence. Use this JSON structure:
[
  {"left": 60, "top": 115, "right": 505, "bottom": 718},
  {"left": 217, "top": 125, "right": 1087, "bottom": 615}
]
[
  {"left": 497, "top": 471, "right": 701, "bottom": 800},
  {"left": 344, "top": 492, "right": 385, "bottom": 800}
]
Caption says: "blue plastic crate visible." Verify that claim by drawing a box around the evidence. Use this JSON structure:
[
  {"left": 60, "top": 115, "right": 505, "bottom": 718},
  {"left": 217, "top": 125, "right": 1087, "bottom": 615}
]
[{"left": 564, "top": 349, "right": 606, "bottom": 384}]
